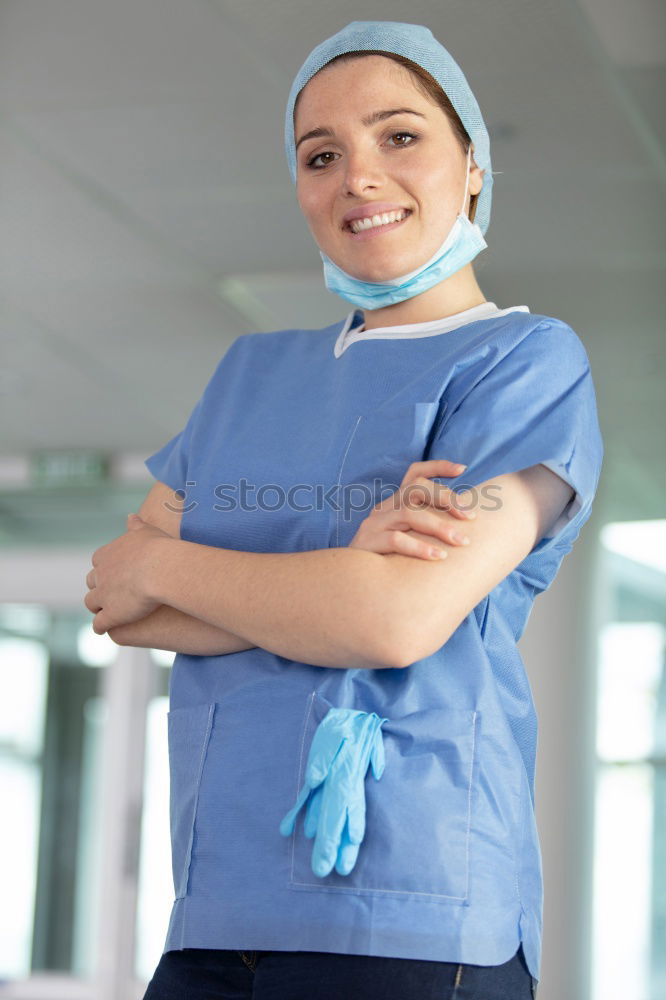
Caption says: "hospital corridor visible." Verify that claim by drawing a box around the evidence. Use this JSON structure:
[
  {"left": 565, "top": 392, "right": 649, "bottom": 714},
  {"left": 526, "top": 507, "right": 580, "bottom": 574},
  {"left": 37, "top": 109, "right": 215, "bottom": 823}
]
[{"left": 0, "top": 2, "right": 664, "bottom": 999}]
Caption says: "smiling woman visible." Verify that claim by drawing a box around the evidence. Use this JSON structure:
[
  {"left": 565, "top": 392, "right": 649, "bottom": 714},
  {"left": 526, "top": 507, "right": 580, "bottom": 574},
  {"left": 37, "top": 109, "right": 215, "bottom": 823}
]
[
  {"left": 292, "top": 53, "right": 488, "bottom": 319},
  {"left": 295, "top": 52, "right": 482, "bottom": 217},
  {"left": 113, "top": 20, "right": 605, "bottom": 1000}
]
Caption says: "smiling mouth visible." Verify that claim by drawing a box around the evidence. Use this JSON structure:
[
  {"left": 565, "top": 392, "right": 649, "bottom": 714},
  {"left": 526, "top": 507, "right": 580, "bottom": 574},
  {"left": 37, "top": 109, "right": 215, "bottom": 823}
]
[{"left": 345, "top": 209, "right": 412, "bottom": 235}]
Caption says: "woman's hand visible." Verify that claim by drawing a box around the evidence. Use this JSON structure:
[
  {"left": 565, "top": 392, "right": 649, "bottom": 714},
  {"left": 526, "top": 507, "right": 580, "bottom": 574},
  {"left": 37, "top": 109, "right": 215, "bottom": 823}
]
[
  {"left": 349, "top": 459, "right": 477, "bottom": 561},
  {"left": 84, "top": 513, "right": 173, "bottom": 635}
]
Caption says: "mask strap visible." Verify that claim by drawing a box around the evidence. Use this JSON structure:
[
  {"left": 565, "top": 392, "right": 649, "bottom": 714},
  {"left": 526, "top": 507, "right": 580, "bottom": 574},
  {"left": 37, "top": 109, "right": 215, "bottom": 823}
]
[{"left": 460, "top": 144, "right": 473, "bottom": 217}]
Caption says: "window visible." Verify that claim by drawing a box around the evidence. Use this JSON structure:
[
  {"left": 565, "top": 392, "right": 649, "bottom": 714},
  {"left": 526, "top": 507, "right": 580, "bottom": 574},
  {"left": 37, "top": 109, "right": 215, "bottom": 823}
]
[
  {"left": 0, "top": 605, "right": 107, "bottom": 982},
  {"left": 0, "top": 571, "right": 171, "bottom": 998},
  {"left": 592, "top": 522, "right": 666, "bottom": 1000},
  {"left": 134, "top": 654, "right": 172, "bottom": 983}
]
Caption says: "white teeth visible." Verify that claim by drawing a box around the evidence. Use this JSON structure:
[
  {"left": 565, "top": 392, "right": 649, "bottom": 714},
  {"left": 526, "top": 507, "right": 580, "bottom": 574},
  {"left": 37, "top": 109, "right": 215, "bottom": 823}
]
[{"left": 349, "top": 210, "right": 408, "bottom": 234}]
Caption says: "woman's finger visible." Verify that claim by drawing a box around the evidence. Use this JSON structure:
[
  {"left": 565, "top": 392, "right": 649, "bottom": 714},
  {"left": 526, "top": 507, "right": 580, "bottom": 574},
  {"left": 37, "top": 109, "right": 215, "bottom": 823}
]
[
  {"left": 93, "top": 612, "right": 109, "bottom": 636},
  {"left": 362, "top": 502, "right": 470, "bottom": 548},
  {"left": 84, "top": 590, "right": 102, "bottom": 614},
  {"left": 410, "top": 479, "right": 477, "bottom": 519},
  {"left": 383, "top": 529, "right": 450, "bottom": 561},
  {"left": 383, "top": 477, "right": 477, "bottom": 520},
  {"left": 349, "top": 510, "right": 462, "bottom": 560},
  {"left": 351, "top": 517, "right": 454, "bottom": 561},
  {"left": 399, "top": 506, "right": 471, "bottom": 546},
  {"left": 400, "top": 459, "right": 466, "bottom": 488}
]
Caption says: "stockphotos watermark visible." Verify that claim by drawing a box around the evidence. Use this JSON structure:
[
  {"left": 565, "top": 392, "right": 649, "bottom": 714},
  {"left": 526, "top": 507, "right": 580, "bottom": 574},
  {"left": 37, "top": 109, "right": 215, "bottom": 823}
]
[{"left": 162, "top": 479, "right": 503, "bottom": 523}]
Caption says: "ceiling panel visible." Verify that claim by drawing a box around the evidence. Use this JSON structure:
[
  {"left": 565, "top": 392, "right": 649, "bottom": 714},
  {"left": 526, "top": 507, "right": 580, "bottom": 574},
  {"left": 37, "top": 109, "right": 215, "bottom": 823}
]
[{"left": 0, "top": 0, "right": 664, "bottom": 537}]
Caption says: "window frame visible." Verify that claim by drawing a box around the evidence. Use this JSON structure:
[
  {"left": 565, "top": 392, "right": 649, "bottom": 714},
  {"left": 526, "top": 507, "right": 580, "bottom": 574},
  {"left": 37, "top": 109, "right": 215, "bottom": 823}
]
[{"left": 0, "top": 548, "right": 158, "bottom": 1000}]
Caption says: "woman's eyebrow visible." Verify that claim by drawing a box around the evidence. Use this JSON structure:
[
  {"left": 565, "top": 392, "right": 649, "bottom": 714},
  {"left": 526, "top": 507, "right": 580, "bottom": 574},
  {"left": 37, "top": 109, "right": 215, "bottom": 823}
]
[{"left": 295, "top": 108, "right": 427, "bottom": 151}]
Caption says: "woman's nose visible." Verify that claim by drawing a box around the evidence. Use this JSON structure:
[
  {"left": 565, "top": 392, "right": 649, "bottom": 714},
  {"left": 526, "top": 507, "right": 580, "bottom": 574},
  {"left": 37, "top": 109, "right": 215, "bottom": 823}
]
[{"left": 340, "top": 151, "right": 383, "bottom": 195}]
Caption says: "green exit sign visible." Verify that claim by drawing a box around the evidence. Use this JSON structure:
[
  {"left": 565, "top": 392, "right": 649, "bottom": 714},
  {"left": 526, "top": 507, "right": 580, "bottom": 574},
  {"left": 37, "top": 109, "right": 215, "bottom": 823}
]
[{"left": 32, "top": 452, "right": 109, "bottom": 486}]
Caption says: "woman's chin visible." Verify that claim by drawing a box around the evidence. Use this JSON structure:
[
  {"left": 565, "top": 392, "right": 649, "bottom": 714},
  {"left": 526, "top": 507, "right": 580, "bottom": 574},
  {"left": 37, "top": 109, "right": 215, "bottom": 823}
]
[{"left": 335, "top": 257, "right": 415, "bottom": 284}]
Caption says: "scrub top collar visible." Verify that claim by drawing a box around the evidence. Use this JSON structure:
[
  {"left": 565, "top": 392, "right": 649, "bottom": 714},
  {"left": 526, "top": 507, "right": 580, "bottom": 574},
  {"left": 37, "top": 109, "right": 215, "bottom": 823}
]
[{"left": 334, "top": 301, "right": 531, "bottom": 359}]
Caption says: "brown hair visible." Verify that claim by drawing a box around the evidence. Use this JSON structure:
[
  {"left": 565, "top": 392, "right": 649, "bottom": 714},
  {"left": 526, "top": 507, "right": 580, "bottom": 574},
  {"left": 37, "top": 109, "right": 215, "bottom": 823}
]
[{"left": 296, "top": 50, "right": 480, "bottom": 223}]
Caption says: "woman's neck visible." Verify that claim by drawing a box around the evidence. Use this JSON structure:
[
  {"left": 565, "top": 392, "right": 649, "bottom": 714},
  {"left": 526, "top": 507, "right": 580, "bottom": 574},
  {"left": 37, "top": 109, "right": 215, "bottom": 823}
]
[{"left": 360, "top": 264, "right": 487, "bottom": 330}]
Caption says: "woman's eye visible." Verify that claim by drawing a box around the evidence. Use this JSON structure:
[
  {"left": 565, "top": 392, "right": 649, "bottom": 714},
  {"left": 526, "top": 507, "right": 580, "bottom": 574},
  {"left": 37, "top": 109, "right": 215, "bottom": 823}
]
[
  {"left": 305, "top": 132, "right": 418, "bottom": 170},
  {"left": 387, "top": 131, "right": 418, "bottom": 147},
  {"left": 306, "top": 151, "right": 338, "bottom": 169}
]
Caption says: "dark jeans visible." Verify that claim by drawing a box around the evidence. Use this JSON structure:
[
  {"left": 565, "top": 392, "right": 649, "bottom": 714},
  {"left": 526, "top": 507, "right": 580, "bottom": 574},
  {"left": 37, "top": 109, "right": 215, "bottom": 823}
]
[{"left": 143, "top": 943, "right": 538, "bottom": 999}]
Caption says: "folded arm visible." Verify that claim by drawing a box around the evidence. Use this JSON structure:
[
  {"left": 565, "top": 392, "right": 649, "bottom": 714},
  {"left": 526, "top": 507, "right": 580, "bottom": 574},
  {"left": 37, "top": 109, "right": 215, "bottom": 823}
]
[
  {"left": 108, "top": 481, "right": 255, "bottom": 655},
  {"left": 106, "top": 479, "right": 399, "bottom": 667},
  {"left": 139, "top": 465, "right": 572, "bottom": 670},
  {"left": 382, "top": 463, "right": 575, "bottom": 666},
  {"left": 110, "top": 461, "right": 466, "bottom": 658},
  {"left": 144, "top": 540, "right": 402, "bottom": 670}
]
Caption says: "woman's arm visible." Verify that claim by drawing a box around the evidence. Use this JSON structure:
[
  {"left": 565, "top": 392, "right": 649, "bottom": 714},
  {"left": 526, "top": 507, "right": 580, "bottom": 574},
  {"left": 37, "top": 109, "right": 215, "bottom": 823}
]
[
  {"left": 88, "top": 517, "right": 400, "bottom": 669},
  {"left": 142, "top": 541, "right": 399, "bottom": 670},
  {"left": 125, "top": 465, "right": 572, "bottom": 669},
  {"left": 101, "top": 459, "right": 466, "bottom": 667},
  {"left": 144, "top": 465, "right": 572, "bottom": 668},
  {"left": 93, "top": 464, "right": 557, "bottom": 668},
  {"left": 108, "top": 463, "right": 470, "bottom": 657},
  {"left": 108, "top": 480, "right": 256, "bottom": 655},
  {"left": 107, "top": 603, "right": 255, "bottom": 655},
  {"left": 379, "top": 464, "right": 575, "bottom": 666}
]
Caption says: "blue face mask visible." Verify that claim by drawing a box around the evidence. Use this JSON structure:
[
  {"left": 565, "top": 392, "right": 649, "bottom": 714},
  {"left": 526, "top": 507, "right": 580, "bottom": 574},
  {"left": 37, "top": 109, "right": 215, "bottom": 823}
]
[{"left": 320, "top": 145, "right": 487, "bottom": 312}]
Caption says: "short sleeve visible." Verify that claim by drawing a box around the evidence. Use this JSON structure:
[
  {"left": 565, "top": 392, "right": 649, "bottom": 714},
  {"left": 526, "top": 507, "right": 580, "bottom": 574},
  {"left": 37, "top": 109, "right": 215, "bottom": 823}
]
[
  {"left": 144, "top": 393, "right": 206, "bottom": 493},
  {"left": 426, "top": 319, "right": 604, "bottom": 591},
  {"left": 143, "top": 335, "right": 246, "bottom": 494}
]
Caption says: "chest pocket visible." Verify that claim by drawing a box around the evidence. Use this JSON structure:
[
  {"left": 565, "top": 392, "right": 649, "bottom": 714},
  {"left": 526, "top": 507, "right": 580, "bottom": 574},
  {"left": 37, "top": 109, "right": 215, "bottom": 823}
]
[{"left": 333, "top": 401, "right": 441, "bottom": 547}]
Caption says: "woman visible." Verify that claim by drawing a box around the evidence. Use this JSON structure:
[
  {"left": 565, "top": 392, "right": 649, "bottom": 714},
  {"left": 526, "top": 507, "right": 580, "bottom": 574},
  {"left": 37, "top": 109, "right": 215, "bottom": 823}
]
[{"left": 84, "top": 20, "right": 603, "bottom": 999}]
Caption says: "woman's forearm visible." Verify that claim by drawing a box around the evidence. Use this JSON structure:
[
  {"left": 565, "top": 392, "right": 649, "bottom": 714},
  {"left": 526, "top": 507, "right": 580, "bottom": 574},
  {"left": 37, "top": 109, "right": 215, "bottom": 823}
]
[
  {"left": 108, "top": 603, "right": 256, "bottom": 656},
  {"left": 144, "top": 540, "right": 399, "bottom": 670}
]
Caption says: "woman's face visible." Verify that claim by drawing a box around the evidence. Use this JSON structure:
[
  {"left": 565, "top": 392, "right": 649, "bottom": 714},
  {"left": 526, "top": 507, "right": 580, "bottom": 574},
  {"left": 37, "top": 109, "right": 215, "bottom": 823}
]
[{"left": 294, "top": 55, "right": 484, "bottom": 283}]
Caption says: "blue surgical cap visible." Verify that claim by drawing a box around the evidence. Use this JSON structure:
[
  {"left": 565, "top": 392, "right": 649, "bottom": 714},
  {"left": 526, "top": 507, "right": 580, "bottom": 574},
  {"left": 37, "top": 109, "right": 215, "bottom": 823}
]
[{"left": 284, "top": 20, "right": 493, "bottom": 236}]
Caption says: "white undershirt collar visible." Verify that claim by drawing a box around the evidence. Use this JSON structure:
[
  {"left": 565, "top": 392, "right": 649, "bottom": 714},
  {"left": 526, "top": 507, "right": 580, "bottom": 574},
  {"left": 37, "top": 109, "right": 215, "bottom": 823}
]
[{"left": 334, "top": 301, "right": 530, "bottom": 359}]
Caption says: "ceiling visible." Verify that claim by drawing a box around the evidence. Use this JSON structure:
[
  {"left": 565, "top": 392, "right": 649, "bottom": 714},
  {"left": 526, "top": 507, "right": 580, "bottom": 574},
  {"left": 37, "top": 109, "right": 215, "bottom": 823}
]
[{"left": 0, "top": 0, "right": 664, "bottom": 547}]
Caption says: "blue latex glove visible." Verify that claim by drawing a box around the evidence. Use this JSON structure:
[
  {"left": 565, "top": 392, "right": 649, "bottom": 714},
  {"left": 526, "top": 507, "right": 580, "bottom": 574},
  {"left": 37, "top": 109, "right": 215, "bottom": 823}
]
[{"left": 279, "top": 708, "right": 388, "bottom": 877}]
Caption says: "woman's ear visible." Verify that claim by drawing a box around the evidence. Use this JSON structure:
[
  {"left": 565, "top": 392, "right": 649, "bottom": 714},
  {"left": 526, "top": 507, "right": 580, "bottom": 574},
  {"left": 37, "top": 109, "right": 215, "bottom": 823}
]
[
  {"left": 467, "top": 144, "right": 484, "bottom": 195},
  {"left": 470, "top": 164, "right": 485, "bottom": 196}
]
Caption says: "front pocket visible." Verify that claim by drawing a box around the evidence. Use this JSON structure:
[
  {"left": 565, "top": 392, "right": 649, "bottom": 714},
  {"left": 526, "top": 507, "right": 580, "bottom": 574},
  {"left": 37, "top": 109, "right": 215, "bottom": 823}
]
[
  {"left": 167, "top": 703, "right": 216, "bottom": 899},
  {"left": 334, "top": 401, "right": 441, "bottom": 546},
  {"left": 286, "top": 690, "right": 479, "bottom": 903}
]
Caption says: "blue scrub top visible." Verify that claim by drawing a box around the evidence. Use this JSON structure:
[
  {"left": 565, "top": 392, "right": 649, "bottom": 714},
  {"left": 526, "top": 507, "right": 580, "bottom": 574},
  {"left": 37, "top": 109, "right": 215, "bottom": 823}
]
[{"left": 145, "top": 305, "right": 603, "bottom": 982}]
